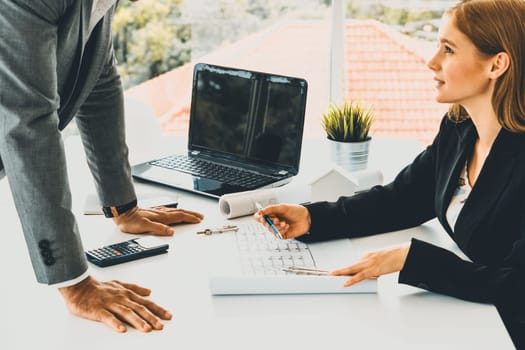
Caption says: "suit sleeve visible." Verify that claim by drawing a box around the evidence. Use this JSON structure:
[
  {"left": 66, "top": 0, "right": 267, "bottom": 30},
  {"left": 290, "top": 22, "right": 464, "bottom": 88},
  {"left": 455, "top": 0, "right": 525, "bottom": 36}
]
[
  {"left": 300, "top": 117, "right": 446, "bottom": 243},
  {"left": 74, "top": 34, "right": 136, "bottom": 207},
  {"left": 399, "top": 238, "right": 525, "bottom": 322},
  {"left": 0, "top": 1, "right": 87, "bottom": 284}
]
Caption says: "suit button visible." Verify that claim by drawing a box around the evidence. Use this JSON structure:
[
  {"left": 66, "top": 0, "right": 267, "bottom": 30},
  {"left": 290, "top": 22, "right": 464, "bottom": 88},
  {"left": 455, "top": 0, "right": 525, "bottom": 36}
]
[
  {"left": 44, "top": 257, "right": 56, "bottom": 266},
  {"left": 41, "top": 249, "right": 53, "bottom": 258},
  {"left": 38, "top": 239, "right": 50, "bottom": 249},
  {"left": 38, "top": 239, "right": 55, "bottom": 265}
]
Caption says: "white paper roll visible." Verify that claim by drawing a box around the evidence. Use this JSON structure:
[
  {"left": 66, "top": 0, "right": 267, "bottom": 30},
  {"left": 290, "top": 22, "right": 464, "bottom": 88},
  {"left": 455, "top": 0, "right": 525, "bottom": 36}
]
[
  {"left": 218, "top": 169, "right": 381, "bottom": 219},
  {"left": 219, "top": 188, "right": 277, "bottom": 219},
  {"left": 218, "top": 184, "right": 311, "bottom": 219}
]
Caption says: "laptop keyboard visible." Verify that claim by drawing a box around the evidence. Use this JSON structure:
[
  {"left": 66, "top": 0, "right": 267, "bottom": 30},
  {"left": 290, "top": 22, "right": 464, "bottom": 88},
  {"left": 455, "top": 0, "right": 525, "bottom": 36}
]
[
  {"left": 150, "top": 155, "right": 277, "bottom": 188},
  {"left": 236, "top": 223, "right": 316, "bottom": 276}
]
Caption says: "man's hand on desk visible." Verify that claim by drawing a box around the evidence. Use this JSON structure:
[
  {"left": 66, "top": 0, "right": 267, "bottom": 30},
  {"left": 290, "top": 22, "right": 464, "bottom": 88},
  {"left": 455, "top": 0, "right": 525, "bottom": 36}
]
[
  {"left": 113, "top": 206, "right": 204, "bottom": 236},
  {"left": 329, "top": 244, "right": 411, "bottom": 287},
  {"left": 59, "top": 276, "right": 172, "bottom": 333}
]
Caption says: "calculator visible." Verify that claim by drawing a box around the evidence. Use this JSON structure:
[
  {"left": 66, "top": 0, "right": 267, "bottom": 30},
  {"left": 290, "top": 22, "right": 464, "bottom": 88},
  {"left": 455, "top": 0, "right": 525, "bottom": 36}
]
[{"left": 85, "top": 237, "right": 169, "bottom": 267}]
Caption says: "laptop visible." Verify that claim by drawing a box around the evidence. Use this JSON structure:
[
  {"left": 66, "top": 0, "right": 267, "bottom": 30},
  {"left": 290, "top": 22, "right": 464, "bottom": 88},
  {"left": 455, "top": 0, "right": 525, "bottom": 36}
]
[
  {"left": 206, "top": 223, "right": 377, "bottom": 295},
  {"left": 131, "top": 63, "right": 308, "bottom": 198}
]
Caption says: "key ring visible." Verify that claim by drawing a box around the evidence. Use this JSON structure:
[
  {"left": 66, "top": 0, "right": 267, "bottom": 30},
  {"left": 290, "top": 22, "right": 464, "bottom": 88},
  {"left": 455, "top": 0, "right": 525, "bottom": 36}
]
[{"left": 196, "top": 225, "right": 239, "bottom": 235}]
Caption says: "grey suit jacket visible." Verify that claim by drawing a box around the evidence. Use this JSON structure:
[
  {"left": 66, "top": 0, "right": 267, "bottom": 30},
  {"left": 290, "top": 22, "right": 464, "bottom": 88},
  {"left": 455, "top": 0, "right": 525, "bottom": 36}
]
[{"left": 0, "top": 0, "right": 136, "bottom": 284}]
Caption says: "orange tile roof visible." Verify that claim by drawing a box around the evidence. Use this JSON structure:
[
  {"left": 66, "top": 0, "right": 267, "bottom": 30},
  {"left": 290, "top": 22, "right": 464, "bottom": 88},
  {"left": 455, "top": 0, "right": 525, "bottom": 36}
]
[
  {"left": 124, "top": 20, "right": 448, "bottom": 146},
  {"left": 344, "top": 20, "right": 447, "bottom": 145}
]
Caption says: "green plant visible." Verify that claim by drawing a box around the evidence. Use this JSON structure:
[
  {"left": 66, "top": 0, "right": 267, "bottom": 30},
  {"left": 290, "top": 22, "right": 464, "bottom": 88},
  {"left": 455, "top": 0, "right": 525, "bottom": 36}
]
[{"left": 321, "top": 100, "right": 374, "bottom": 142}]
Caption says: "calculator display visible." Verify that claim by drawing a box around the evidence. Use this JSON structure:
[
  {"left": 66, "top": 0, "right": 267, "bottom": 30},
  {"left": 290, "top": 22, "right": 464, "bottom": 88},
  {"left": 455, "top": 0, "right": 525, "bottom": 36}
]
[{"left": 135, "top": 237, "right": 167, "bottom": 249}]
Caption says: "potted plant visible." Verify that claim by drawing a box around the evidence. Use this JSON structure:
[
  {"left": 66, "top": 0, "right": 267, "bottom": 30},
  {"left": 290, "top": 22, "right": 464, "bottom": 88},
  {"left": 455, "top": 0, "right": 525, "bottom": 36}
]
[{"left": 321, "top": 99, "right": 375, "bottom": 172}]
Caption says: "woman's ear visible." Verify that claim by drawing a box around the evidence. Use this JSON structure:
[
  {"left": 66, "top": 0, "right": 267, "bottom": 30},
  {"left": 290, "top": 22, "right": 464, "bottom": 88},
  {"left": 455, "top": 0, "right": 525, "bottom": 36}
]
[{"left": 489, "top": 52, "right": 510, "bottom": 79}]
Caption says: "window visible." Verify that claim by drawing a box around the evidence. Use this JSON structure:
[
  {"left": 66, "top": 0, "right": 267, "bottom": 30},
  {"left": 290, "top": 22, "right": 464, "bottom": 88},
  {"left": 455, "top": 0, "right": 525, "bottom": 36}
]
[{"left": 118, "top": 0, "right": 454, "bottom": 146}]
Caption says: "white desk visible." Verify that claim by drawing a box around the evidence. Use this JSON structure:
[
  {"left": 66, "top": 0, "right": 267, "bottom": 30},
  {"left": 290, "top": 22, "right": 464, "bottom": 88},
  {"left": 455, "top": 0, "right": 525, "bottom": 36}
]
[{"left": 1, "top": 136, "right": 513, "bottom": 349}]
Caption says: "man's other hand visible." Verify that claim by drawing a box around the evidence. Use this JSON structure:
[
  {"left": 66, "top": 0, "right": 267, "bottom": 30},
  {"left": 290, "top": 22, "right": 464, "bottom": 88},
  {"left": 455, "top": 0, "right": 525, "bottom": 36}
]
[
  {"left": 59, "top": 276, "right": 172, "bottom": 332},
  {"left": 113, "top": 206, "right": 204, "bottom": 236}
]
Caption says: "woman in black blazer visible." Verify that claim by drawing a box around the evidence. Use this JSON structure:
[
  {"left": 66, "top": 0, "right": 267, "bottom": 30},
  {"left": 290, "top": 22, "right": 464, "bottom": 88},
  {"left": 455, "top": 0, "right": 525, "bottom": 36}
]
[{"left": 255, "top": 0, "right": 525, "bottom": 347}]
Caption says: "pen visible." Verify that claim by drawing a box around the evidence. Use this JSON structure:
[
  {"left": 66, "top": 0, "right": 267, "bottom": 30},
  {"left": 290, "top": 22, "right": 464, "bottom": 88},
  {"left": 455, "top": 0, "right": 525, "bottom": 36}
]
[
  {"left": 282, "top": 266, "right": 329, "bottom": 276},
  {"left": 255, "top": 202, "right": 283, "bottom": 239}
]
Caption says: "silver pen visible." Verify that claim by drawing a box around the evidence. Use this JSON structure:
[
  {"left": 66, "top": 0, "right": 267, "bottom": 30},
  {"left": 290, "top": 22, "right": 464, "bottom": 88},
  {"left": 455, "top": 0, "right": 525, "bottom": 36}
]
[{"left": 282, "top": 266, "right": 330, "bottom": 276}]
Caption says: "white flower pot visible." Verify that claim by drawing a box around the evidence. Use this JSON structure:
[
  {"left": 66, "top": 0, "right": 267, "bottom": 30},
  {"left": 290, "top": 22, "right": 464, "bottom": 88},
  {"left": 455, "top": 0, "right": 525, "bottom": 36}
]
[{"left": 329, "top": 137, "right": 371, "bottom": 172}]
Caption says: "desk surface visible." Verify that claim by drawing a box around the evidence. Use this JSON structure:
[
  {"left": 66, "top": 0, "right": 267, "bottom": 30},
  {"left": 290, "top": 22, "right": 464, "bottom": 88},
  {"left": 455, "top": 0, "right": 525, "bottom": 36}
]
[{"left": 1, "top": 135, "right": 513, "bottom": 349}]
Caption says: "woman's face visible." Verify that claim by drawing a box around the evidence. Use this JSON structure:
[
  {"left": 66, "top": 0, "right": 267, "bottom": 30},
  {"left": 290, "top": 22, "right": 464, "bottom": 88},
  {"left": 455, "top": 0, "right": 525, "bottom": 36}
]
[{"left": 427, "top": 15, "right": 494, "bottom": 107}]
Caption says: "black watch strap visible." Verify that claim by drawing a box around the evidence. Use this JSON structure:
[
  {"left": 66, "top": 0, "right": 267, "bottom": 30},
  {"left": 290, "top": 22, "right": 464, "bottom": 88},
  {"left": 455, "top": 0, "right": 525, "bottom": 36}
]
[{"left": 102, "top": 199, "right": 138, "bottom": 218}]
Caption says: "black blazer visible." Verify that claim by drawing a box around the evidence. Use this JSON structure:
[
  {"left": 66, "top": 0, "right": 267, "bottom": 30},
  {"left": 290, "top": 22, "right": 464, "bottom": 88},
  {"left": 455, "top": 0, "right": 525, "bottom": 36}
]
[{"left": 303, "top": 116, "right": 525, "bottom": 324}]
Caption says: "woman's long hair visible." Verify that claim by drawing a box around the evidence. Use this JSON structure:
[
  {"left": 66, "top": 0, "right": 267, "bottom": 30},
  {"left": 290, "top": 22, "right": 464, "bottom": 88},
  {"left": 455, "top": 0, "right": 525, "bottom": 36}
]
[{"left": 447, "top": 0, "right": 525, "bottom": 132}]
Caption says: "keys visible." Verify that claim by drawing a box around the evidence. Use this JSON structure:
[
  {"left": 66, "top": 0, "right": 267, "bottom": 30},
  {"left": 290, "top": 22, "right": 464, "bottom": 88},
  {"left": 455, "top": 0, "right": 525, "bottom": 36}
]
[{"left": 197, "top": 225, "right": 239, "bottom": 235}]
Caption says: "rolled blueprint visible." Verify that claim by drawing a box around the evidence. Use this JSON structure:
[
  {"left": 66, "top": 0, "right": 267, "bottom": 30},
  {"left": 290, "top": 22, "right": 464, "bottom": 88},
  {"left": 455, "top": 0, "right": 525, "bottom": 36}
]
[
  {"left": 219, "top": 184, "right": 310, "bottom": 219},
  {"left": 218, "top": 168, "right": 383, "bottom": 219}
]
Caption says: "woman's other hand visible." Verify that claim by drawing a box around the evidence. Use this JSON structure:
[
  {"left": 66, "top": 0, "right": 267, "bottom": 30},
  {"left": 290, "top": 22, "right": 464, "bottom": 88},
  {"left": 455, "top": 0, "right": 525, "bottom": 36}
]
[{"left": 330, "top": 244, "right": 411, "bottom": 287}]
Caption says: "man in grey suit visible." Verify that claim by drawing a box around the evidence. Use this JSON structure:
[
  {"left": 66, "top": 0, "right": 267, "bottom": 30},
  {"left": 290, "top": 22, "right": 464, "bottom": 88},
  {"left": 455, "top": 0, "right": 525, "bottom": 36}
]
[{"left": 0, "top": 0, "right": 204, "bottom": 332}]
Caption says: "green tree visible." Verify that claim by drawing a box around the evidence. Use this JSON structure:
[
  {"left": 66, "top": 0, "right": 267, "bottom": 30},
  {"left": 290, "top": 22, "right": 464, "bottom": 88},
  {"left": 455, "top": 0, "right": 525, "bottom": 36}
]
[
  {"left": 113, "top": 0, "right": 330, "bottom": 88},
  {"left": 345, "top": 1, "right": 444, "bottom": 40},
  {"left": 113, "top": 0, "right": 189, "bottom": 88}
]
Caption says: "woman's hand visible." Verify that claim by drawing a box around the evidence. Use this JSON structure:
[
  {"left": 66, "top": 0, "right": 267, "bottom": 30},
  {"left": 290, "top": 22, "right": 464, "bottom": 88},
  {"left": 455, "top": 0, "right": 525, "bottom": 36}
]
[
  {"left": 253, "top": 204, "right": 311, "bottom": 239},
  {"left": 113, "top": 206, "right": 204, "bottom": 236},
  {"left": 330, "top": 244, "right": 411, "bottom": 287}
]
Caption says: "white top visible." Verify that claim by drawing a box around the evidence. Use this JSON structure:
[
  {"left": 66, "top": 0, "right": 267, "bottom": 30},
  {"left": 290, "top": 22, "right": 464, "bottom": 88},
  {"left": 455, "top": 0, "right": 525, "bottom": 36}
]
[
  {"left": 446, "top": 162, "right": 472, "bottom": 231},
  {"left": 91, "top": 0, "right": 100, "bottom": 13},
  {"left": 89, "top": 0, "right": 116, "bottom": 36}
]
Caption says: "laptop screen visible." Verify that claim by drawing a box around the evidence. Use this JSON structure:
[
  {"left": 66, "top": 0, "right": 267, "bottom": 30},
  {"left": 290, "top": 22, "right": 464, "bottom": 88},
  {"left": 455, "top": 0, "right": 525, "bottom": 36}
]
[{"left": 188, "top": 63, "right": 308, "bottom": 174}]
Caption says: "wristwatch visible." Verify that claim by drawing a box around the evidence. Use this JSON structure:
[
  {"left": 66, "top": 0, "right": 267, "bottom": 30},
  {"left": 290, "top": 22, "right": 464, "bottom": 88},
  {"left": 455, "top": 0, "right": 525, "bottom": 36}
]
[{"left": 102, "top": 199, "right": 137, "bottom": 218}]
